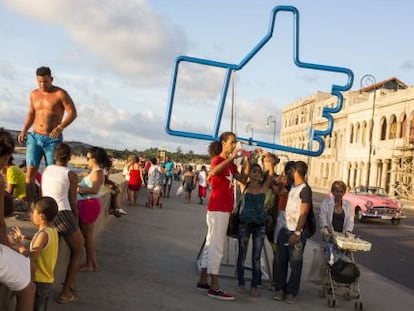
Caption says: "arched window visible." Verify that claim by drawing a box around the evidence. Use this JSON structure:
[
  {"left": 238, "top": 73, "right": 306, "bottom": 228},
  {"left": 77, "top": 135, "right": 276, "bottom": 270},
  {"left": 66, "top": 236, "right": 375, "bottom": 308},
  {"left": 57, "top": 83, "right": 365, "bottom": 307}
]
[
  {"left": 389, "top": 115, "right": 397, "bottom": 139},
  {"left": 380, "top": 117, "right": 387, "bottom": 140},
  {"left": 355, "top": 122, "right": 360, "bottom": 144},
  {"left": 368, "top": 119, "right": 374, "bottom": 143},
  {"left": 349, "top": 124, "right": 354, "bottom": 143},
  {"left": 410, "top": 114, "right": 414, "bottom": 144},
  {"left": 300, "top": 110, "right": 306, "bottom": 123},
  {"left": 399, "top": 113, "right": 407, "bottom": 139},
  {"left": 361, "top": 121, "right": 367, "bottom": 147}
]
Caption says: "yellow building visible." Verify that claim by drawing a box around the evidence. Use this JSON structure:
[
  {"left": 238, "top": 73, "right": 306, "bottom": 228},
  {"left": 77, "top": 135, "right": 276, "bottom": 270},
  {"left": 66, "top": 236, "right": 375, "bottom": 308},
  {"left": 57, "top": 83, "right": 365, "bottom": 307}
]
[{"left": 279, "top": 77, "right": 414, "bottom": 199}]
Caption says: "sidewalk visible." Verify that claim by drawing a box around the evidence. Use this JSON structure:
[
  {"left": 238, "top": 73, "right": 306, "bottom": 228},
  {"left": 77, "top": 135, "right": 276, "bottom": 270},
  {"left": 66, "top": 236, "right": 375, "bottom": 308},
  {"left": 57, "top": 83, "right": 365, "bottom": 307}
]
[{"left": 41, "top": 184, "right": 413, "bottom": 311}]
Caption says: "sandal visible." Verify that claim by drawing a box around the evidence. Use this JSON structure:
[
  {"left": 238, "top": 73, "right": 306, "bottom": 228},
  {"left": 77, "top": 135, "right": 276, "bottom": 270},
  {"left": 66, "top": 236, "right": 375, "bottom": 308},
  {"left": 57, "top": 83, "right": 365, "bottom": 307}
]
[{"left": 57, "top": 293, "right": 78, "bottom": 304}]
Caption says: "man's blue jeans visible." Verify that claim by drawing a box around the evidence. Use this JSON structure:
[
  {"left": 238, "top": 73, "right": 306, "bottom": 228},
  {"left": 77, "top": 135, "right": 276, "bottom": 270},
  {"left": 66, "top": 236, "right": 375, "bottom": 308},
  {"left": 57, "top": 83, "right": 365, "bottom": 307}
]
[
  {"left": 237, "top": 223, "right": 266, "bottom": 288},
  {"left": 275, "top": 227, "right": 307, "bottom": 296}
]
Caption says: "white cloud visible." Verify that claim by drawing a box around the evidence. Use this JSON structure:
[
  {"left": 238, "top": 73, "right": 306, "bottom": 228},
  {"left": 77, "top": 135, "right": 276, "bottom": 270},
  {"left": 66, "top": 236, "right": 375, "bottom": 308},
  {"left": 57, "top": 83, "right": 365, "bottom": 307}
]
[{"left": 5, "top": 0, "right": 188, "bottom": 87}]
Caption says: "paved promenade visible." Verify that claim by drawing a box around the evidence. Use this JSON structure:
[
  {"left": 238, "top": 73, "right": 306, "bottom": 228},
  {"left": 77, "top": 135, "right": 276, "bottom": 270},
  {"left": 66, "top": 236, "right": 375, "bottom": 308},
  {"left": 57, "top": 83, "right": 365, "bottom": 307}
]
[{"left": 38, "top": 184, "right": 413, "bottom": 311}]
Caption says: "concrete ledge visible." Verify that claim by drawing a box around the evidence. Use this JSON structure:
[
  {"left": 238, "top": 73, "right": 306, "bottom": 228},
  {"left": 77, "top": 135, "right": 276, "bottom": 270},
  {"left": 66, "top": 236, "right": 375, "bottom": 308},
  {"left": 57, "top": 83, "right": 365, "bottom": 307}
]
[{"left": 0, "top": 173, "right": 126, "bottom": 310}]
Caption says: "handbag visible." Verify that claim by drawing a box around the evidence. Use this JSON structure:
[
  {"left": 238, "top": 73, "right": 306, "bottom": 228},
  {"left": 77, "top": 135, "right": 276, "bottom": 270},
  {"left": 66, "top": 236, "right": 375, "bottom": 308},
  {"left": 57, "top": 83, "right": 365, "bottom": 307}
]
[
  {"left": 227, "top": 197, "right": 242, "bottom": 238},
  {"left": 227, "top": 187, "right": 247, "bottom": 238}
]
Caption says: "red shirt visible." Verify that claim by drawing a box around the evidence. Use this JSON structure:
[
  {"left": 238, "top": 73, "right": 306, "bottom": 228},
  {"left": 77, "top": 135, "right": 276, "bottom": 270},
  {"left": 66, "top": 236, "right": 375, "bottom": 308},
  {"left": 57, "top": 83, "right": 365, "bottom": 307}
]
[
  {"left": 144, "top": 161, "right": 151, "bottom": 172},
  {"left": 207, "top": 155, "right": 238, "bottom": 213}
]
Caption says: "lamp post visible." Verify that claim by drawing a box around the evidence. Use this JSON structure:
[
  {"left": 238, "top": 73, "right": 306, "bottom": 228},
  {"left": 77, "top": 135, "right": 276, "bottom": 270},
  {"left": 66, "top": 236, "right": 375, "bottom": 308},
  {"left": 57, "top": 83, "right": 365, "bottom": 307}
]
[
  {"left": 360, "top": 74, "right": 376, "bottom": 187},
  {"left": 267, "top": 115, "right": 277, "bottom": 145},
  {"left": 245, "top": 123, "right": 254, "bottom": 140}
]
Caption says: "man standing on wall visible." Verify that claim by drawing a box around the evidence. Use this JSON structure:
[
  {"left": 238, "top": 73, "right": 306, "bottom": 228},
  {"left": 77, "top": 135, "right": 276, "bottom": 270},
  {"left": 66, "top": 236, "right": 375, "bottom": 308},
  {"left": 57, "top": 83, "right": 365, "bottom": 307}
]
[{"left": 18, "top": 66, "right": 77, "bottom": 211}]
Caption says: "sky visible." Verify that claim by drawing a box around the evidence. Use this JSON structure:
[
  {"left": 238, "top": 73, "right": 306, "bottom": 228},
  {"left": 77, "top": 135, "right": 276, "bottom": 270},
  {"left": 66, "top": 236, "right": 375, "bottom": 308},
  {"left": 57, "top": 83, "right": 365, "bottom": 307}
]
[{"left": 1, "top": 0, "right": 413, "bottom": 155}]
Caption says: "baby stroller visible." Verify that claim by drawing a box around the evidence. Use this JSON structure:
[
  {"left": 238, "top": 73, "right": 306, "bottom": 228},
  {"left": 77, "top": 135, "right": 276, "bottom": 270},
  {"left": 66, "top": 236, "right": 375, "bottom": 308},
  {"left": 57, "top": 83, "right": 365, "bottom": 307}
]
[{"left": 319, "top": 233, "right": 372, "bottom": 310}]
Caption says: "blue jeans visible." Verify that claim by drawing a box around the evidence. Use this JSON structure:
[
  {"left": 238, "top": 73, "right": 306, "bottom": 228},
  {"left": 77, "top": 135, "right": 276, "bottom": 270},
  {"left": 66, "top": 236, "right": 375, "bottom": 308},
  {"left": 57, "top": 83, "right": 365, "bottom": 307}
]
[
  {"left": 275, "top": 227, "right": 307, "bottom": 296},
  {"left": 237, "top": 223, "right": 266, "bottom": 288},
  {"left": 26, "top": 132, "right": 62, "bottom": 167},
  {"left": 34, "top": 282, "right": 52, "bottom": 311}
]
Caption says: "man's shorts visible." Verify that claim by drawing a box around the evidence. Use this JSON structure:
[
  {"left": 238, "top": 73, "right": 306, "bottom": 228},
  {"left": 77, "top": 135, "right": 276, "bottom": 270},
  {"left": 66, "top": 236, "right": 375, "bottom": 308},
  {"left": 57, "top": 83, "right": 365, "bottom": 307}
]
[
  {"left": 53, "top": 210, "right": 79, "bottom": 237},
  {"left": 26, "top": 132, "right": 63, "bottom": 167},
  {"left": 0, "top": 244, "right": 31, "bottom": 291}
]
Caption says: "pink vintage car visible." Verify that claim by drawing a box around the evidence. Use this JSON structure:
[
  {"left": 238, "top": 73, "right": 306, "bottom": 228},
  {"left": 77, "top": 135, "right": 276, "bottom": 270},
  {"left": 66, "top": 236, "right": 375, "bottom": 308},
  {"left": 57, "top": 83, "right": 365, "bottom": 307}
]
[{"left": 343, "top": 186, "right": 406, "bottom": 225}]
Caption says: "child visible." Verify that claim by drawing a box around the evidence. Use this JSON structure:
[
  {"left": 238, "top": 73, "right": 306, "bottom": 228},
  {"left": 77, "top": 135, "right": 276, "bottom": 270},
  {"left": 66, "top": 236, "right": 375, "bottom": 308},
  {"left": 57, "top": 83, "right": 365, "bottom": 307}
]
[{"left": 11, "top": 197, "right": 59, "bottom": 310}]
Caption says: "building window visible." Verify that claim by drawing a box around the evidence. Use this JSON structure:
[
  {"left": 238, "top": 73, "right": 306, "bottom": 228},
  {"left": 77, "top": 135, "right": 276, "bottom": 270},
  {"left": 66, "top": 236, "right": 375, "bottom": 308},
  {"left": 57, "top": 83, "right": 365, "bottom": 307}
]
[
  {"left": 400, "top": 113, "right": 407, "bottom": 139},
  {"left": 349, "top": 124, "right": 354, "bottom": 143},
  {"left": 380, "top": 117, "right": 387, "bottom": 140},
  {"left": 389, "top": 115, "right": 397, "bottom": 139},
  {"left": 368, "top": 120, "right": 374, "bottom": 143},
  {"left": 361, "top": 121, "right": 367, "bottom": 147},
  {"left": 410, "top": 115, "right": 414, "bottom": 144},
  {"left": 355, "top": 122, "right": 360, "bottom": 144}
]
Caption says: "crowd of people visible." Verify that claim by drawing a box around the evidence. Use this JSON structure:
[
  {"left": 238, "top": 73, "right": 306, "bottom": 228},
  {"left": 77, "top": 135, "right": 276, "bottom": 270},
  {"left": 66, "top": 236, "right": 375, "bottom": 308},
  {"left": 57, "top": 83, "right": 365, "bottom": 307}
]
[
  {"left": 195, "top": 131, "right": 355, "bottom": 304},
  {"left": 121, "top": 154, "right": 210, "bottom": 208},
  {"left": 1, "top": 65, "right": 357, "bottom": 310}
]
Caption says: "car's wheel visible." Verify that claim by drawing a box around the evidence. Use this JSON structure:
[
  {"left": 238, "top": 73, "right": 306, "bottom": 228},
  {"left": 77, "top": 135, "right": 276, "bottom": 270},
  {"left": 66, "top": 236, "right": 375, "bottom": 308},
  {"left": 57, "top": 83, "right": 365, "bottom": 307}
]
[
  {"left": 355, "top": 207, "right": 365, "bottom": 223},
  {"left": 391, "top": 218, "right": 401, "bottom": 225}
]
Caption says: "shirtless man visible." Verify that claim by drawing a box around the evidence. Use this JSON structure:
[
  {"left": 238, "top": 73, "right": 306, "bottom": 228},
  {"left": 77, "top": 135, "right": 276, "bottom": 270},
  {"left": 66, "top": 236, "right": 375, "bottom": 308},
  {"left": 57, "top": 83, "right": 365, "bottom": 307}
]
[{"left": 18, "top": 66, "right": 77, "bottom": 207}]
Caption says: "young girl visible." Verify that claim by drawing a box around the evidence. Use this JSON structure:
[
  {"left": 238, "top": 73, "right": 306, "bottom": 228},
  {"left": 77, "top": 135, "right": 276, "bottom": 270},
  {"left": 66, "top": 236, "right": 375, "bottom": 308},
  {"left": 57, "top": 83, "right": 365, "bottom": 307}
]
[
  {"left": 11, "top": 197, "right": 59, "bottom": 311},
  {"left": 236, "top": 151, "right": 276, "bottom": 297}
]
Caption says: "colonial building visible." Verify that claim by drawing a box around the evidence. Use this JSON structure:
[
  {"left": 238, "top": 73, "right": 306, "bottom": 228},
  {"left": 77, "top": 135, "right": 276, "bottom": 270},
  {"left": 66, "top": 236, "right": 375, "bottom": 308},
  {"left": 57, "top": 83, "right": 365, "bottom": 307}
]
[{"left": 279, "top": 77, "right": 414, "bottom": 200}]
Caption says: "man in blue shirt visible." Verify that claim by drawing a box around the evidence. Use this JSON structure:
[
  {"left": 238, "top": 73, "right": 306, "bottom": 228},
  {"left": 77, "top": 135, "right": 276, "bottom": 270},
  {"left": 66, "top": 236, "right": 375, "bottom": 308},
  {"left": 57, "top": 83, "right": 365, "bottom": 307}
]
[{"left": 163, "top": 156, "right": 175, "bottom": 198}]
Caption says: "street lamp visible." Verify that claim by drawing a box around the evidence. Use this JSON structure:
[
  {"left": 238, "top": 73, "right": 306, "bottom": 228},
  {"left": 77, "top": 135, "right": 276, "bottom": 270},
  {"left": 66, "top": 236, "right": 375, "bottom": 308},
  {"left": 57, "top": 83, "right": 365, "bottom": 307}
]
[
  {"left": 360, "top": 74, "right": 377, "bottom": 187},
  {"left": 267, "top": 115, "right": 277, "bottom": 145},
  {"left": 245, "top": 123, "right": 254, "bottom": 140}
]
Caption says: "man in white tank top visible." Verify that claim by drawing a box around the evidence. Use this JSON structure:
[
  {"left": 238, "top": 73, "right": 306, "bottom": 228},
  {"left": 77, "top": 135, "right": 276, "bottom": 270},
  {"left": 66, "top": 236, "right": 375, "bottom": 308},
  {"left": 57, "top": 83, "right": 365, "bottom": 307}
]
[{"left": 273, "top": 161, "right": 312, "bottom": 304}]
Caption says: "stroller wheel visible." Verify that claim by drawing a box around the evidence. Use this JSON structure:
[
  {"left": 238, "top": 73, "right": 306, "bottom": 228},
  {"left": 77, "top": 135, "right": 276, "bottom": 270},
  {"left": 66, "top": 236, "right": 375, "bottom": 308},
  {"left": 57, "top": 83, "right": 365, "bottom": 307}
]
[
  {"left": 328, "top": 298, "right": 336, "bottom": 308},
  {"left": 354, "top": 301, "right": 363, "bottom": 310}
]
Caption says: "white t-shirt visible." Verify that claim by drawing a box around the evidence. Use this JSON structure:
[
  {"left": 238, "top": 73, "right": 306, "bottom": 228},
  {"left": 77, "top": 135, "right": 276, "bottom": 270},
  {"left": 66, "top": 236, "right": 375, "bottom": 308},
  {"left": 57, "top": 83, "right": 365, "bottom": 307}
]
[
  {"left": 41, "top": 164, "right": 72, "bottom": 211},
  {"left": 197, "top": 170, "right": 208, "bottom": 187},
  {"left": 0, "top": 244, "right": 31, "bottom": 291},
  {"left": 285, "top": 183, "right": 312, "bottom": 231}
]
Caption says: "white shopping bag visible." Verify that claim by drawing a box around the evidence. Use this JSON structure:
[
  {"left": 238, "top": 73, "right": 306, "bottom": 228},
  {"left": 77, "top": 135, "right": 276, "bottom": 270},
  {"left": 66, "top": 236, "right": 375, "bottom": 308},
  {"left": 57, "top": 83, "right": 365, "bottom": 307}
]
[{"left": 176, "top": 185, "right": 184, "bottom": 197}]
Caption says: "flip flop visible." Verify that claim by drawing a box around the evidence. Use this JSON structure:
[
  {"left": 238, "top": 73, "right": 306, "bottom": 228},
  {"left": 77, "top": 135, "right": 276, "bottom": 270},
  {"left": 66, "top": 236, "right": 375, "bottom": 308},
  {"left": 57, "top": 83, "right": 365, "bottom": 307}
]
[{"left": 57, "top": 293, "right": 78, "bottom": 304}]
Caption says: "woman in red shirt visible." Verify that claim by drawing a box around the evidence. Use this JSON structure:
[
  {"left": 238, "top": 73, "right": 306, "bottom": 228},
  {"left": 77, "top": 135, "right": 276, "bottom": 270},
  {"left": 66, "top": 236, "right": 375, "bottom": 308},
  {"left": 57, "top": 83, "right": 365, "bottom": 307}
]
[{"left": 196, "top": 132, "right": 247, "bottom": 301}]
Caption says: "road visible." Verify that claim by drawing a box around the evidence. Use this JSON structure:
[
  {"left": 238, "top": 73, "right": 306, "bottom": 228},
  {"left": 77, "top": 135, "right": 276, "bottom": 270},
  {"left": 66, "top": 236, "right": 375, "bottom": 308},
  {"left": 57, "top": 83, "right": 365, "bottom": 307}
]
[{"left": 312, "top": 192, "right": 414, "bottom": 291}]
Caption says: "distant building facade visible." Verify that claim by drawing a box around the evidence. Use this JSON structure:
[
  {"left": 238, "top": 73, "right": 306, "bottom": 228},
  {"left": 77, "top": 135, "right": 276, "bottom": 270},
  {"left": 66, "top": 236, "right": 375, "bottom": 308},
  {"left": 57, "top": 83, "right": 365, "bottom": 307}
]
[{"left": 279, "top": 77, "right": 414, "bottom": 200}]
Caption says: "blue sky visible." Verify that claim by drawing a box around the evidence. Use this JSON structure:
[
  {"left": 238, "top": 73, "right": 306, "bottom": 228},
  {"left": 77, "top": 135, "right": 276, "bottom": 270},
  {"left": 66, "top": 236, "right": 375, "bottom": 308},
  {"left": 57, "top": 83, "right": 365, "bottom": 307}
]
[{"left": 0, "top": 0, "right": 413, "bottom": 154}]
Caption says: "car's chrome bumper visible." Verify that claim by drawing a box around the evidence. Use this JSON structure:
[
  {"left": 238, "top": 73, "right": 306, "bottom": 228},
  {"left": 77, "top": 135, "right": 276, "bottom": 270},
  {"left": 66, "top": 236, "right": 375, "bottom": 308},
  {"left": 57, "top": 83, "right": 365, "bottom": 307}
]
[{"left": 363, "top": 209, "right": 406, "bottom": 219}]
